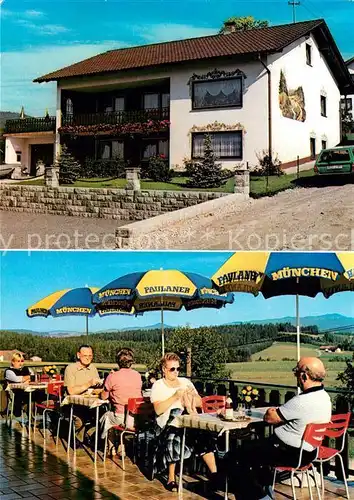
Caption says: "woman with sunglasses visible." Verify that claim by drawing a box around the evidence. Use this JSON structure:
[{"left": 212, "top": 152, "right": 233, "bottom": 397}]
[
  {"left": 4, "top": 352, "right": 31, "bottom": 417},
  {"left": 150, "top": 352, "right": 217, "bottom": 492}
]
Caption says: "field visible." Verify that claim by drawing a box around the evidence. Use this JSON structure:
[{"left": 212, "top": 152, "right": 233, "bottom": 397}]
[{"left": 227, "top": 342, "right": 350, "bottom": 388}]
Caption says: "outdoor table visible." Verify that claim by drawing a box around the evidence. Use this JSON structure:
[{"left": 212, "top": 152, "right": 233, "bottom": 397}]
[
  {"left": 6, "top": 382, "right": 48, "bottom": 435},
  {"left": 172, "top": 407, "right": 268, "bottom": 499},
  {"left": 61, "top": 394, "right": 108, "bottom": 464}
]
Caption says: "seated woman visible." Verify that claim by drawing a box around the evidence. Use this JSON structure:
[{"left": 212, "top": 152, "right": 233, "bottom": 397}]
[
  {"left": 5, "top": 352, "right": 31, "bottom": 417},
  {"left": 100, "top": 348, "right": 142, "bottom": 453},
  {"left": 150, "top": 352, "right": 217, "bottom": 492}
]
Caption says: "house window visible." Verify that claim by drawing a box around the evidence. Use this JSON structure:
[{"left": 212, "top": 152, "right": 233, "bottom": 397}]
[
  {"left": 162, "top": 93, "right": 170, "bottom": 109},
  {"left": 321, "top": 140, "right": 327, "bottom": 150},
  {"left": 310, "top": 137, "right": 316, "bottom": 159},
  {"left": 99, "top": 140, "right": 124, "bottom": 159},
  {"left": 65, "top": 98, "right": 73, "bottom": 116},
  {"left": 16, "top": 151, "right": 22, "bottom": 162},
  {"left": 142, "top": 139, "right": 169, "bottom": 159},
  {"left": 114, "top": 97, "right": 125, "bottom": 111},
  {"left": 192, "top": 132, "right": 242, "bottom": 159},
  {"left": 320, "top": 95, "right": 327, "bottom": 117},
  {"left": 306, "top": 44, "right": 312, "bottom": 66},
  {"left": 192, "top": 78, "right": 242, "bottom": 110},
  {"left": 143, "top": 93, "right": 159, "bottom": 110},
  {"left": 341, "top": 97, "right": 353, "bottom": 111}
]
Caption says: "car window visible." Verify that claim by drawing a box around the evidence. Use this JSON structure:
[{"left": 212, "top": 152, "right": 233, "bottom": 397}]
[{"left": 319, "top": 149, "right": 350, "bottom": 162}]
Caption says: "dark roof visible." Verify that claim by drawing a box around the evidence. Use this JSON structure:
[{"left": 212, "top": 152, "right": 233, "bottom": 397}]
[
  {"left": 35, "top": 19, "right": 324, "bottom": 82},
  {"left": 346, "top": 56, "right": 354, "bottom": 66},
  {"left": 34, "top": 19, "right": 354, "bottom": 93}
]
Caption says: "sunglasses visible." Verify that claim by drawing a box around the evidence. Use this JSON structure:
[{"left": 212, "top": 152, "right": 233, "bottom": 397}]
[{"left": 168, "top": 367, "right": 180, "bottom": 372}]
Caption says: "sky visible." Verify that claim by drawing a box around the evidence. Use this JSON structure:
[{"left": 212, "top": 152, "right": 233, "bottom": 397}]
[
  {"left": 0, "top": 250, "right": 353, "bottom": 334},
  {"left": 1, "top": 0, "right": 354, "bottom": 116}
]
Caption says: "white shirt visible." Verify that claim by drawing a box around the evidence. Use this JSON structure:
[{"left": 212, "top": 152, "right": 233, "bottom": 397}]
[
  {"left": 150, "top": 377, "right": 196, "bottom": 428},
  {"left": 275, "top": 386, "right": 331, "bottom": 451}
]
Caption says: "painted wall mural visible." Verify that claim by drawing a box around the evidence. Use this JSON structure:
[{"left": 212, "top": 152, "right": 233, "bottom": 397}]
[{"left": 279, "top": 70, "right": 306, "bottom": 122}]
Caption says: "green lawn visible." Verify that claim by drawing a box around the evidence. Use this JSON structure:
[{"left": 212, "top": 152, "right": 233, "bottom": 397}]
[
  {"left": 15, "top": 170, "right": 316, "bottom": 197},
  {"left": 227, "top": 342, "right": 350, "bottom": 388}
]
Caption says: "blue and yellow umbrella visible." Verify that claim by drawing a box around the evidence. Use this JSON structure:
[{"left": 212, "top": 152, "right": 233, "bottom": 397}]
[
  {"left": 212, "top": 252, "right": 354, "bottom": 360},
  {"left": 27, "top": 287, "right": 138, "bottom": 336},
  {"left": 93, "top": 270, "right": 234, "bottom": 354}
]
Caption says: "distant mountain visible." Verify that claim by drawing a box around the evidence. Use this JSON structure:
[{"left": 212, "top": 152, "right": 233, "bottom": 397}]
[
  {"left": 96, "top": 323, "right": 175, "bottom": 333},
  {"left": 4, "top": 314, "right": 353, "bottom": 337},
  {"left": 227, "top": 314, "right": 354, "bottom": 333}
]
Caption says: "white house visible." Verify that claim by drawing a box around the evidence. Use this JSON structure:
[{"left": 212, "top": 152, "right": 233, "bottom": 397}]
[
  {"left": 4, "top": 19, "right": 353, "bottom": 174},
  {"left": 341, "top": 56, "right": 354, "bottom": 122}
]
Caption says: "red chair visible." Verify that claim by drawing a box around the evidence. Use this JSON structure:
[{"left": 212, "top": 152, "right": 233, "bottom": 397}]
[
  {"left": 104, "top": 397, "right": 154, "bottom": 470},
  {"left": 272, "top": 422, "right": 328, "bottom": 500},
  {"left": 202, "top": 395, "right": 226, "bottom": 413},
  {"left": 315, "top": 413, "right": 351, "bottom": 499},
  {"left": 34, "top": 381, "right": 64, "bottom": 440}
]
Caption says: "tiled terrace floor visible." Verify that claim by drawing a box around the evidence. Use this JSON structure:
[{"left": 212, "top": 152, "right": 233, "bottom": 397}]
[{"left": 0, "top": 422, "right": 352, "bottom": 500}]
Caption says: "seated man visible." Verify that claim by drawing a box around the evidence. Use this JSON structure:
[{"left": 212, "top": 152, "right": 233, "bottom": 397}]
[
  {"left": 100, "top": 348, "right": 142, "bottom": 454},
  {"left": 5, "top": 352, "right": 31, "bottom": 417},
  {"left": 64, "top": 344, "right": 101, "bottom": 442},
  {"left": 226, "top": 357, "right": 331, "bottom": 500}
]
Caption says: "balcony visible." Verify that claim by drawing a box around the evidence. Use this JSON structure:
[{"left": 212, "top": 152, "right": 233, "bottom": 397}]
[
  {"left": 61, "top": 107, "right": 170, "bottom": 127},
  {"left": 4, "top": 116, "right": 56, "bottom": 135}
]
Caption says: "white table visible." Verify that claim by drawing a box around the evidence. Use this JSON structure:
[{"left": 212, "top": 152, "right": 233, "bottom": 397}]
[
  {"left": 172, "top": 408, "right": 268, "bottom": 499},
  {"left": 7, "top": 382, "right": 48, "bottom": 435},
  {"left": 61, "top": 394, "right": 108, "bottom": 464}
]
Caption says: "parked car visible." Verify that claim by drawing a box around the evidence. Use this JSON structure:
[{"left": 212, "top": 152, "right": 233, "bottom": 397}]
[{"left": 314, "top": 145, "right": 354, "bottom": 175}]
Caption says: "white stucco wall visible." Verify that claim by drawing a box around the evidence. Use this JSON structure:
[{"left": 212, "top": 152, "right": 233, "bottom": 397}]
[
  {"left": 57, "top": 39, "right": 344, "bottom": 168},
  {"left": 5, "top": 135, "right": 54, "bottom": 168},
  {"left": 269, "top": 35, "right": 341, "bottom": 163},
  {"left": 58, "top": 60, "right": 269, "bottom": 169},
  {"left": 344, "top": 60, "right": 354, "bottom": 112}
]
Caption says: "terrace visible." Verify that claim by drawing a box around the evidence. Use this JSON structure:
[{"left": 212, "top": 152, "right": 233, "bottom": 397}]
[
  {"left": 1, "top": 364, "right": 353, "bottom": 499},
  {"left": 4, "top": 117, "right": 56, "bottom": 135}
]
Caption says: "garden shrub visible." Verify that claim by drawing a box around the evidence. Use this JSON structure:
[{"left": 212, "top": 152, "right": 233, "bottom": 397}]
[{"left": 141, "top": 154, "right": 172, "bottom": 182}]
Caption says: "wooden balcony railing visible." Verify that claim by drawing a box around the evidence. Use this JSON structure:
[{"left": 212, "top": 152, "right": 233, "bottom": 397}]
[
  {"left": 62, "top": 107, "right": 170, "bottom": 127},
  {"left": 4, "top": 117, "right": 56, "bottom": 134}
]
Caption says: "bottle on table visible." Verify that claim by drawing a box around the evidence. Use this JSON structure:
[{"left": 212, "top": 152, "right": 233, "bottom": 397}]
[{"left": 225, "top": 393, "right": 233, "bottom": 420}]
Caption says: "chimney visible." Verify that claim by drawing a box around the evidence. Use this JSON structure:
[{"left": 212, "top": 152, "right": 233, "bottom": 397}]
[{"left": 223, "top": 21, "right": 237, "bottom": 34}]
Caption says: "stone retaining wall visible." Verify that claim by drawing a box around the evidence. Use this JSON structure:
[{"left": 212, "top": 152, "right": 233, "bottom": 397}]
[{"left": 0, "top": 185, "right": 227, "bottom": 221}]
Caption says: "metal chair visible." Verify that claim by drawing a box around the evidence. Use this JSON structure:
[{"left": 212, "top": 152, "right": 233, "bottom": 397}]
[
  {"left": 104, "top": 397, "right": 154, "bottom": 470},
  {"left": 272, "top": 422, "right": 328, "bottom": 500},
  {"left": 315, "top": 413, "right": 351, "bottom": 499},
  {"left": 33, "top": 381, "right": 64, "bottom": 440},
  {"left": 6, "top": 387, "right": 25, "bottom": 427}
]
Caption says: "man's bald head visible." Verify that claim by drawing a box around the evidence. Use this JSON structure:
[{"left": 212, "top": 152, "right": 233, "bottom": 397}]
[{"left": 297, "top": 357, "right": 326, "bottom": 382}]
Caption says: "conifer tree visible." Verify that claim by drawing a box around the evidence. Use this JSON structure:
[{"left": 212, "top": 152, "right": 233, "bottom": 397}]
[
  {"left": 189, "top": 134, "right": 223, "bottom": 188},
  {"left": 56, "top": 145, "right": 81, "bottom": 184}
]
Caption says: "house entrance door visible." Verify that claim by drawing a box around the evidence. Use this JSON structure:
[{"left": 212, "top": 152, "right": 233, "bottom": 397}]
[{"left": 30, "top": 144, "right": 54, "bottom": 176}]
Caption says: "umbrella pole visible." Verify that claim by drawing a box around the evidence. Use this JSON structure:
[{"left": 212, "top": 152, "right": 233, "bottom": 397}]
[
  {"left": 161, "top": 305, "right": 165, "bottom": 356},
  {"left": 86, "top": 315, "right": 89, "bottom": 339},
  {"left": 296, "top": 293, "right": 300, "bottom": 362}
]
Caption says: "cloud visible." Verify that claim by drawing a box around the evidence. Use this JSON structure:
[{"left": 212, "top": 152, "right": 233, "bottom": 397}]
[
  {"left": 24, "top": 9, "right": 44, "bottom": 17},
  {"left": 133, "top": 23, "right": 216, "bottom": 44},
  {"left": 1, "top": 42, "right": 125, "bottom": 115},
  {"left": 16, "top": 18, "right": 69, "bottom": 35}
]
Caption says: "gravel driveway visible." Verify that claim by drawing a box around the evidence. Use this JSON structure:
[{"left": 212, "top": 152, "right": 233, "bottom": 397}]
[
  {"left": 1, "top": 181, "right": 353, "bottom": 251},
  {"left": 125, "top": 184, "right": 354, "bottom": 251},
  {"left": 0, "top": 212, "right": 126, "bottom": 249}
]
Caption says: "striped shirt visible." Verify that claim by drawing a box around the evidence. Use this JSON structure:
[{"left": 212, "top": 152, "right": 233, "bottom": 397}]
[{"left": 275, "top": 385, "right": 331, "bottom": 451}]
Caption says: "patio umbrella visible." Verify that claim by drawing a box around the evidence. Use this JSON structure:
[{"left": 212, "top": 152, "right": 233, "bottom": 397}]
[
  {"left": 92, "top": 270, "right": 234, "bottom": 355},
  {"left": 26, "top": 287, "right": 139, "bottom": 338},
  {"left": 212, "top": 251, "right": 354, "bottom": 361}
]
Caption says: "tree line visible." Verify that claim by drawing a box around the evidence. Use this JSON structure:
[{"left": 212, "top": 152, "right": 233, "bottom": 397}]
[{"left": 1, "top": 322, "right": 320, "bottom": 365}]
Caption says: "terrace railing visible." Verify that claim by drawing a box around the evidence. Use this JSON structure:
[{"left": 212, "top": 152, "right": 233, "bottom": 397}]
[
  {"left": 1, "top": 364, "right": 352, "bottom": 478},
  {"left": 61, "top": 107, "right": 170, "bottom": 127},
  {"left": 4, "top": 117, "right": 56, "bottom": 134}
]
